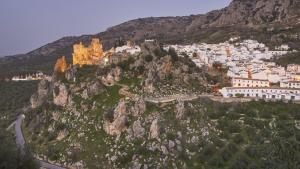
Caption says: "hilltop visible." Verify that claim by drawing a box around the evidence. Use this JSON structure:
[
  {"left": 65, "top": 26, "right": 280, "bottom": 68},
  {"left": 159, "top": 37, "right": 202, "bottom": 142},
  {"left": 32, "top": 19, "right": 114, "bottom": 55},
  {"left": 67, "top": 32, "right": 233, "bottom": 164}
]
[
  {"left": 21, "top": 40, "right": 300, "bottom": 169},
  {"left": 1, "top": 0, "right": 300, "bottom": 76}
]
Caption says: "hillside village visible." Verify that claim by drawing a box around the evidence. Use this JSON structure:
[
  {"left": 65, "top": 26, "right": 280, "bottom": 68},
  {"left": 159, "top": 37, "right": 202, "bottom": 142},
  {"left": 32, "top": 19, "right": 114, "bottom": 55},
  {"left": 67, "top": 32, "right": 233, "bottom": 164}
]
[
  {"left": 18, "top": 37, "right": 300, "bottom": 169},
  {"left": 165, "top": 38, "right": 300, "bottom": 101},
  {"left": 10, "top": 37, "right": 300, "bottom": 102}
]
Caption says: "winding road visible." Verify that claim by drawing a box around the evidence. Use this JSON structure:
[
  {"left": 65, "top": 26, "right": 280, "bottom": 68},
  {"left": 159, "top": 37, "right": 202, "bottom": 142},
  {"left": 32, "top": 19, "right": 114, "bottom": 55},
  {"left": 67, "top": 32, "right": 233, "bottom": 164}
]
[
  {"left": 145, "top": 94, "right": 214, "bottom": 103},
  {"left": 14, "top": 114, "right": 66, "bottom": 169}
]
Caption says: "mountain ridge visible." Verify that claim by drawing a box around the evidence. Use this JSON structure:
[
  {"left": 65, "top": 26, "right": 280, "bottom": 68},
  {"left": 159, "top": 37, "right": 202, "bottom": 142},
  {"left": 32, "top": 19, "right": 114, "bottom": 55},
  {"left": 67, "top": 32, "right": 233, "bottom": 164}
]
[{"left": 1, "top": 0, "right": 300, "bottom": 76}]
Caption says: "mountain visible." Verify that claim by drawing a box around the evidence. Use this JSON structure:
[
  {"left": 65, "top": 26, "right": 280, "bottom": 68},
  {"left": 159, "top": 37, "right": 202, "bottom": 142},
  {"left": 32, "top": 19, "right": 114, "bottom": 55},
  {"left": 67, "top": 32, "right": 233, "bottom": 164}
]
[
  {"left": 22, "top": 39, "right": 300, "bottom": 169},
  {"left": 1, "top": 0, "right": 300, "bottom": 76}
]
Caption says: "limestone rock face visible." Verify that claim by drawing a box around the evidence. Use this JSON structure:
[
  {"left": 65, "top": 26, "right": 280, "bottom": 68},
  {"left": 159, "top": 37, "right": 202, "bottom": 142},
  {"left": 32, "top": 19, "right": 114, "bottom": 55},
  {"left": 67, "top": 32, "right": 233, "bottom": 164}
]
[
  {"left": 101, "top": 67, "right": 122, "bottom": 86},
  {"left": 56, "top": 129, "right": 69, "bottom": 141},
  {"left": 143, "top": 68, "right": 158, "bottom": 93},
  {"left": 104, "top": 115, "right": 128, "bottom": 136},
  {"left": 65, "top": 65, "right": 78, "bottom": 81},
  {"left": 209, "top": 0, "right": 297, "bottom": 27},
  {"left": 156, "top": 55, "right": 173, "bottom": 80},
  {"left": 131, "top": 98, "right": 146, "bottom": 117},
  {"left": 150, "top": 119, "right": 161, "bottom": 139},
  {"left": 53, "top": 82, "right": 69, "bottom": 107},
  {"left": 114, "top": 99, "right": 127, "bottom": 118},
  {"left": 132, "top": 120, "right": 145, "bottom": 138},
  {"left": 30, "top": 79, "right": 51, "bottom": 109},
  {"left": 175, "top": 101, "right": 186, "bottom": 119},
  {"left": 104, "top": 100, "right": 129, "bottom": 136},
  {"left": 82, "top": 80, "right": 105, "bottom": 99}
]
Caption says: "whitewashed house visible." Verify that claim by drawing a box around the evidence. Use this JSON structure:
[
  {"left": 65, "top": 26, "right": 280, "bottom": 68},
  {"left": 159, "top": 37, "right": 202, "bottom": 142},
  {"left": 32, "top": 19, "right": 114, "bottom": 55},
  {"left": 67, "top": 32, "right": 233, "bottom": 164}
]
[{"left": 219, "top": 87, "right": 300, "bottom": 101}]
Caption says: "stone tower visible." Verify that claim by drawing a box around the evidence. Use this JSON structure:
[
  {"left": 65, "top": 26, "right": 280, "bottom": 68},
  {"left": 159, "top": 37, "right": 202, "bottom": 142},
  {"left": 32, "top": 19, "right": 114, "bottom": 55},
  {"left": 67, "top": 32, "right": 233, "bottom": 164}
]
[
  {"left": 54, "top": 56, "right": 69, "bottom": 73},
  {"left": 72, "top": 38, "right": 105, "bottom": 66}
]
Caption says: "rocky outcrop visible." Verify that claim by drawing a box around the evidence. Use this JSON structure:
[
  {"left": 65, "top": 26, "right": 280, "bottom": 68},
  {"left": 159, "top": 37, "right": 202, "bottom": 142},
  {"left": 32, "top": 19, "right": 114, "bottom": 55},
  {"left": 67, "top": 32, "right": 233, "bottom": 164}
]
[
  {"left": 65, "top": 65, "right": 78, "bottom": 81},
  {"left": 101, "top": 67, "right": 122, "bottom": 86},
  {"left": 53, "top": 82, "right": 69, "bottom": 107},
  {"left": 82, "top": 80, "right": 105, "bottom": 99},
  {"left": 131, "top": 98, "right": 146, "bottom": 117},
  {"left": 209, "top": 0, "right": 299, "bottom": 27},
  {"left": 104, "top": 99, "right": 129, "bottom": 136},
  {"left": 175, "top": 101, "right": 186, "bottom": 119},
  {"left": 150, "top": 118, "right": 161, "bottom": 139},
  {"left": 132, "top": 120, "right": 145, "bottom": 139},
  {"left": 114, "top": 99, "right": 127, "bottom": 118},
  {"left": 30, "top": 79, "right": 51, "bottom": 108},
  {"left": 104, "top": 115, "right": 128, "bottom": 136}
]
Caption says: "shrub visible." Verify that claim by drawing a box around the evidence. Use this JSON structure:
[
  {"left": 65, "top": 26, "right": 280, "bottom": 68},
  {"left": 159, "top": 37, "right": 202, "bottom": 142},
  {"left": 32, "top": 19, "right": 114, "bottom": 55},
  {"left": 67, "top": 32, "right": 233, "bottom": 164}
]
[
  {"left": 145, "top": 55, "right": 153, "bottom": 62},
  {"left": 235, "top": 93, "right": 245, "bottom": 98}
]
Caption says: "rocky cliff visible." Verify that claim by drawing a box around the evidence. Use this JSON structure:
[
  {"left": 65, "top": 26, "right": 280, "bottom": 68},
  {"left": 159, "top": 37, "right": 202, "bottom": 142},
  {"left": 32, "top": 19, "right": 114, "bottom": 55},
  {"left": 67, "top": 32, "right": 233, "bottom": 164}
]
[{"left": 1, "top": 0, "right": 300, "bottom": 75}]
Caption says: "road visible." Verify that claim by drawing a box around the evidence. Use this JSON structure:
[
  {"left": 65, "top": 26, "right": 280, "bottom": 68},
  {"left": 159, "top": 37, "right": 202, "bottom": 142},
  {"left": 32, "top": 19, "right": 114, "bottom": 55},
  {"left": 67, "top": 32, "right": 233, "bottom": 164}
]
[
  {"left": 14, "top": 114, "right": 66, "bottom": 169},
  {"left": 145, "top": 94, "right": 207, "bottom": 103}
]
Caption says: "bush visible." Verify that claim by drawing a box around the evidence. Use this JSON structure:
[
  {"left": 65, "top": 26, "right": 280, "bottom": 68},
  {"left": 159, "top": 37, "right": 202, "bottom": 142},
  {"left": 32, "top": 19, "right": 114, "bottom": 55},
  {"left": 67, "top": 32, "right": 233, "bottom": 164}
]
[
  {"left": 233, "top": 134, "right": 244, "bottom": 144},
  {"left": 168, "top": 48, "right": 178, "bottom": 62},
  {"left": 144, "top": 55, "right": 153, "bottom": 62},
  {"left": 235, "top": 93, "right": 245, "bottom": 98}
]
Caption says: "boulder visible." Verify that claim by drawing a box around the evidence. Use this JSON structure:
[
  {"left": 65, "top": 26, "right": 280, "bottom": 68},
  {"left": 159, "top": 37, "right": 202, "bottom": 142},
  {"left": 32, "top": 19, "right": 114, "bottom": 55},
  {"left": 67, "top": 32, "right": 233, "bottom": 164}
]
[{"left": 132, "top": 120, "right": 145, "bottom": 138}]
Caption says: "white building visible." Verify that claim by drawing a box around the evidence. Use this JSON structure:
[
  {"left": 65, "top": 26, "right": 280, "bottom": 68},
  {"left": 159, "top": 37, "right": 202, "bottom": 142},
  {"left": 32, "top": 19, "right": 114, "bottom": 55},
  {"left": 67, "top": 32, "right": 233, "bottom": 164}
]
[
  {"left": 219, "top": 87, "right": 300, "bottom": 101},
  {"left": 232, "top": 78, "right": 270, "bottom": 88},
  {"left": 115, "top": 45, "right": 141, "bottom": 55},
  {"left": 287, "top": 64, "right": 300, "bottom": 73},
  {"left": 280, "top": 81, "right": 300, "bottom": 89}
]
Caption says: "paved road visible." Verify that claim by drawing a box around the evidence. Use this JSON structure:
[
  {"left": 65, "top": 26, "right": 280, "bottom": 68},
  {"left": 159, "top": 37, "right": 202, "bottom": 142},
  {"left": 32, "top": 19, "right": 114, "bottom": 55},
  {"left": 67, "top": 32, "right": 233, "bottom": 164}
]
[
  {"left": 14, "top": 114, "right": 66, "bottom": 169},
  {"left": 145, "top": 94, "right": 205, "bottom": 103},
  {"left": 15, "top": 115, "right": 26, "bottom": 154}
]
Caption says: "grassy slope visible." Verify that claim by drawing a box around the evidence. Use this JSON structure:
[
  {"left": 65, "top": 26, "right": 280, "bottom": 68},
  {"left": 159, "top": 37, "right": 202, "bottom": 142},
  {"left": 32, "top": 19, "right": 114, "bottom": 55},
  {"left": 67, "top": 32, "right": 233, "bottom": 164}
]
[{"left": 0, "top": 81, "right": 38, "bottom": 128}]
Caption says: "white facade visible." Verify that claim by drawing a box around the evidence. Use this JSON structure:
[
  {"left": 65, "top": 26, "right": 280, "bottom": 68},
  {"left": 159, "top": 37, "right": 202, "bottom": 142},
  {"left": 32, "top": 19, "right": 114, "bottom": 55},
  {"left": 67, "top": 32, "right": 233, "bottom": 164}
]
[
  {"left": 115, "top": 45, "right": 141, "bottom": 55},
  {"left": 280, "top": 81, "right": 300, "bottom": 89},
  {"left": 287, "top": 64, "right": 300, "bottom": 73},
  {"left": 219, "top": 87, "right": 300, "bottom": 101},
  {"left": 232, "top": 78, "right": 270, "bottom": 88}
]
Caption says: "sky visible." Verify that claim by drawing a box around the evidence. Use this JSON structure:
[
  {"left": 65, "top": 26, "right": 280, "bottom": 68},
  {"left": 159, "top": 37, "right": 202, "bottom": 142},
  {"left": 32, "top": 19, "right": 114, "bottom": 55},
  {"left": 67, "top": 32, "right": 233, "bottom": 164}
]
[{"left": 0, "top": 0, "right": 231, "bottom": 56}]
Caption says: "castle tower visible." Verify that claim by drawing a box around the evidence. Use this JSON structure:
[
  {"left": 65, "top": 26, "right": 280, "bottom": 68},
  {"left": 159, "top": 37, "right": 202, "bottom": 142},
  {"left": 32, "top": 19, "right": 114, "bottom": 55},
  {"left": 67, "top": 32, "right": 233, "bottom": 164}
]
[
  {"left": 91, "top": 38, "right": 103, "bottom": 53},
  {"left": 72, "top": 38, "right": 105, "bottom": 66},
  {"left": 55, "top": 56, "right": 69, "bottom": 73}
]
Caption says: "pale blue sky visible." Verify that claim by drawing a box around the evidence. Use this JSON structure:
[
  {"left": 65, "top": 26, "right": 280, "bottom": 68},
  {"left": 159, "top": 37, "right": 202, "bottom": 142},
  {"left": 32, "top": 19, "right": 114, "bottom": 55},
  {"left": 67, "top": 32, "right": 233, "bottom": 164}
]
[{"left": 0, "top": 0, "right": 231, "bottom": 56}]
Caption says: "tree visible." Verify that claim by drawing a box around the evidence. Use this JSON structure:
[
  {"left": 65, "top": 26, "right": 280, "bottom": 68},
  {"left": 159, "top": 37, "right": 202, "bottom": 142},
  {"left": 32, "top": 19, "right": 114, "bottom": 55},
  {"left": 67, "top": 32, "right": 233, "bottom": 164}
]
[{"left": 0, "top": 129, "right": 39, "bottom": 169}]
